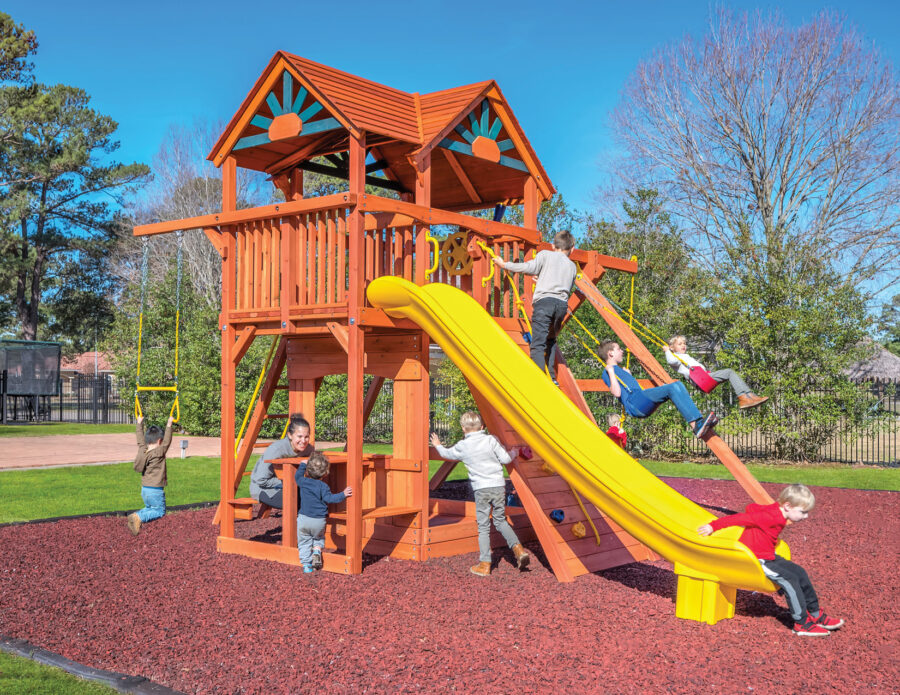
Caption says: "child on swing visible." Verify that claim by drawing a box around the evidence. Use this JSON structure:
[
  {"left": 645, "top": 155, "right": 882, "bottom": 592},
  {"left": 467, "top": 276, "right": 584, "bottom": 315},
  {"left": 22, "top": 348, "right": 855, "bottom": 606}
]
[
  {"left": 664, "top": 335, "right": 767, "bottom": 409},
  {"left": 600, "top": 340, "right": 718, "bottom": 438}
]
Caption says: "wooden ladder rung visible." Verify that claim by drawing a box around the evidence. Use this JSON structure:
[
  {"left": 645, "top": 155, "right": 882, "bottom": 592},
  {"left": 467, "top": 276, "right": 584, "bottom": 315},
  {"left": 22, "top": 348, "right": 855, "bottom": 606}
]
[{"left": 264, "top": 414, "right": 289, "bottom": 420}]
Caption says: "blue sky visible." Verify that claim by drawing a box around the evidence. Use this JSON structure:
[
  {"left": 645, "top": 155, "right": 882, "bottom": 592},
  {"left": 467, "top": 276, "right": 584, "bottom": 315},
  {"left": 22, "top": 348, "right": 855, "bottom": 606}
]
[{"left": 6, "top": 0, "right": 899, "bottom": 214}]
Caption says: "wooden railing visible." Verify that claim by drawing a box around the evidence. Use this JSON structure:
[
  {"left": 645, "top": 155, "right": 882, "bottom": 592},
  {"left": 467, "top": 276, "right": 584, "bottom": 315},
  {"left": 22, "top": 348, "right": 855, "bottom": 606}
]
[{"left": 134, "top": 192, "right": 563, "bottom": 320}]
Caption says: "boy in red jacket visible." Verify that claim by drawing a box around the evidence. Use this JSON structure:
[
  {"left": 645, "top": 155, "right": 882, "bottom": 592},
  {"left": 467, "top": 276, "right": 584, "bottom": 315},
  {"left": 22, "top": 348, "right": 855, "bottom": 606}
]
[{"left": 698, "top": 484, "right": 844, "bottom": 637}]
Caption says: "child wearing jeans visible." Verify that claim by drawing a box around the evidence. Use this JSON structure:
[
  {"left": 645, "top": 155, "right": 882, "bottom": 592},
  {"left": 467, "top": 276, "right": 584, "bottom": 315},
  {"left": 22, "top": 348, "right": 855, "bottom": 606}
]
[
  {"left": 698, "top": 483, "right": 844, "bottom": 637},
  {"left": 605, "top": 412, "right": 627, "bottom": 450},
  {"left": 127, "top": 414, "right": 174, "bottom": 536},
  {"left": 294, "top": 452, "right": 352, "bottom": 573},
  {"left": 430, "top": 411, "right": 530, "bottom": 576},
  {"left": 601, "top": 340, "right": 719, "bottom": 438}
]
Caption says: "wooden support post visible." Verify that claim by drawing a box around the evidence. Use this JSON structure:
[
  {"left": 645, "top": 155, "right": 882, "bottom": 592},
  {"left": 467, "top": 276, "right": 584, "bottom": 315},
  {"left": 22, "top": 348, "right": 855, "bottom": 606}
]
[
  {"left": 346, "top": 132, "right": 367, "bottom": 574},
  {"left": 414, "top": 152, "right": 431, "bottom": 285},
  {"left": 219, "top": 156, "right": 238, "bottom": 538},
  {"left": 524, "top": 176, "right": 539, "bottom": 231}
]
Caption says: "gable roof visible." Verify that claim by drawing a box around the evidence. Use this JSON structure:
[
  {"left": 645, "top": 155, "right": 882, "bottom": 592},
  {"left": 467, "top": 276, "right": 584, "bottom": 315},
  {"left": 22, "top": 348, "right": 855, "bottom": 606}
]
[{"left": 207, "top": 52, "right": 554, "bottom": 209}]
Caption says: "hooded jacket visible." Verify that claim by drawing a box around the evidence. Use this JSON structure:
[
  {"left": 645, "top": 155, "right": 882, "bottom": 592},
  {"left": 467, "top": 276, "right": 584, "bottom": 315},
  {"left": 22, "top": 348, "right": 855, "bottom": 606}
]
[{"left": 708, "top": 502, "right": 787, "bottom": 560}]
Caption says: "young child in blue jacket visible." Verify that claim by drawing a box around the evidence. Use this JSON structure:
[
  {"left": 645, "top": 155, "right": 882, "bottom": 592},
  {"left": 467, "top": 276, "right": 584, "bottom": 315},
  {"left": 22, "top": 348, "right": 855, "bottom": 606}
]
[{"left": 294, "top": 452, "right": 352, "bottom": 573}]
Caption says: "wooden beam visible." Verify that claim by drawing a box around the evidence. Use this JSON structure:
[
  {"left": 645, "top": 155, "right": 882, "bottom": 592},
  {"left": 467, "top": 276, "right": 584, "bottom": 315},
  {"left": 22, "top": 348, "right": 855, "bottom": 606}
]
[
  {"left": 265, "top": 129, "right": 347, "bottom": 175},
  {"left": 441, "top": 149, "right": 481, "bottom": 204},
  {"left": 428, "top": 459, "right": 459, "bottom": 491},
  {"left": 296, "top": 160, "right": 407, "bottom": 194},
  {"left": 231, "top": 326, "right": 257, "bottom": 366},
  {"left": 346, "top": 131, "right": 366, "bottom": 575},
  {"left": 218, "top": 156, "right": 238, "bottom": 537},
  {"left": 326, "top": 321, "right": 349, "bottom": 353},
  {"left": 133, "top": 193, "right": 355, "bottom": 237},
  {"left": 357, "top": 193, "right": 541, "bottom": 245},
  {"left": 203, "top": 228, "right": 224, "bottom": 256}
]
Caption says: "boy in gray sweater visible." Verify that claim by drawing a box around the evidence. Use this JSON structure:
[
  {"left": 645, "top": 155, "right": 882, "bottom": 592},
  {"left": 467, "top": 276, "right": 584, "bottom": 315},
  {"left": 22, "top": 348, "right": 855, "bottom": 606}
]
[
  {"left": 430, "top": 411, "right": 530, "bottom": 576},
  {"left": 493, "top": 230, "right": 577, "bottom": 385}
]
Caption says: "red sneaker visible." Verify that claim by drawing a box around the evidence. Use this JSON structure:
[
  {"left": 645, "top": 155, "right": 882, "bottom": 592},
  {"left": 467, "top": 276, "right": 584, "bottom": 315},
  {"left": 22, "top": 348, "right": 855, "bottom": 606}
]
[
  {"left": 812, "top": 611, "right": 844, "bottom": 630},
  {"left": 793, "top": 619, "right": 830, "bottom": 637}
]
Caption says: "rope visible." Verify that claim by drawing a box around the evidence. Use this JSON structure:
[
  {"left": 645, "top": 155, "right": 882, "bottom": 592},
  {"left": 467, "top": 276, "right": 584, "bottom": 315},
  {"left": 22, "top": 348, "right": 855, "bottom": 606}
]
[
  {"left": 134, "top": 233, "right": 182, "bottom": 422},
  {"left": 597, "top": 295, "right": 693, "bottom": 371},
  {"left": 235, "top": 336, "right": 279, "bottom": 455},
  {"left": 476, "top": 241, "right": 532, "bottom": 335}
]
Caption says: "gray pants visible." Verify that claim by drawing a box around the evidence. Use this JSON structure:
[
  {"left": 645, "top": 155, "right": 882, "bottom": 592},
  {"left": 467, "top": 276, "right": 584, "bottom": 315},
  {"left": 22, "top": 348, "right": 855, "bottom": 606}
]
[
  {"left": 709, "top": 368, "right": 751, "bottom": 396},
  {"left": 297, "top": 514, "right": 327, "bottom": 567},
  {"left": 474, "top": 486, "right": 520, "bottom": 563}
]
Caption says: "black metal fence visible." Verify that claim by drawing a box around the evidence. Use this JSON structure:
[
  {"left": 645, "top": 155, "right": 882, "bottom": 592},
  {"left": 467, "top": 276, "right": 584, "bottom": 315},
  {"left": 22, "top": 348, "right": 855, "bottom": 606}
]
[
  {"left": 331, "top": 378, "right": 898, "bottom": 466},
  {"left": 1, "top": 374, "right": 133, "bottom": 425},
  {"left": 587, "top": 378, "right": 899, "bottom": 466}
]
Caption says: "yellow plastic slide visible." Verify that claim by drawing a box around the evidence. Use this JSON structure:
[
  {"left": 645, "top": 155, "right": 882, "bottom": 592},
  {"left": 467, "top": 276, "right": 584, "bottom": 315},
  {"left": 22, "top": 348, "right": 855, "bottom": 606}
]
[{"left": 367, "top": 277, "right": 787, "bottom": 624}]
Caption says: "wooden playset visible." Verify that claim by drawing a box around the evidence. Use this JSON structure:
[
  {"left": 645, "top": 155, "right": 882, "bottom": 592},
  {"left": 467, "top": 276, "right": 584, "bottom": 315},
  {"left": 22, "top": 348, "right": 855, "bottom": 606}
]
[{"left": 134, "top": 52, "right": 770, "bottom": 583}]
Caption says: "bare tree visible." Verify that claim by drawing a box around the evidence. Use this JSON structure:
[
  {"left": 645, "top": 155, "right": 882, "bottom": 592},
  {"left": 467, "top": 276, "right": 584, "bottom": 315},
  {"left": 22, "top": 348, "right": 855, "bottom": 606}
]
[
  {"left": 120, "top": 119, "right": 273, "bottom": 309},
  {"left": 610, "top": 8, "right": 899, "bottom": 296}
]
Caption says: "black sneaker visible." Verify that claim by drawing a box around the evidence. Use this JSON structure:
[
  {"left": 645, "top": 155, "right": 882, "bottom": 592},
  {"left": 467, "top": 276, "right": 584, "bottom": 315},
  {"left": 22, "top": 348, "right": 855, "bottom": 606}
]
[
  {"left": 693, "top": 411, "right": 718, "bottom": 438},
  {"left": 311, "top": 550, "right": 323, "bottom": 570}
]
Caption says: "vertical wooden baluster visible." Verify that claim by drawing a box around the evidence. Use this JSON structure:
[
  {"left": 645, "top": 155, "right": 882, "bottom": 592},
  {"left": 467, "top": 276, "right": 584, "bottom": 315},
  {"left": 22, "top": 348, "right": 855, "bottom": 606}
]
[
  {"left": 403, "top": 226, "right": 413, "bottom": 280},
  {"left": 261, "top": 223, "right": 271, "bottom": 308},
  {"left": 373, "top": 224, "right": 383, "bottom": 280},
  {"left": 272, "top": 220, "right": 280, "bottom": 310},
  {"left": 298, "top": 215, "right": 308, "bottom": 305},
  {"left": 306, "top": 213, "right": 317, "bottom": 304},
  {"left": 316, "top": 213, "right": 326, "bottom": 304},
  {"left": 337, "top": 209, "right": 347, "bottom": 302},
  {"left": 326, "top": 210, "right": 336, "bottom": 303}
]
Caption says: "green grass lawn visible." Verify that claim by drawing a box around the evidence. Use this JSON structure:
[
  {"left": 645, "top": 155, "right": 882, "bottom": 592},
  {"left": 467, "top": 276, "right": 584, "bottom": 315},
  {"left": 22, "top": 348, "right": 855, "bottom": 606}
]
[
  {"left": 0, "top": 443, "right": 895, "bottom": 524},
  {"left": 0, "top": 456, "right": 252, "bottom": 524},
  {"left": 642, "top": 459, "right": 899, "bottom": 491},
  {"left": 0, "top": 423, "right": 135, "bottom": 437},
  {"left": 0, "top": 651, "right": 117, "bottom": 694}
]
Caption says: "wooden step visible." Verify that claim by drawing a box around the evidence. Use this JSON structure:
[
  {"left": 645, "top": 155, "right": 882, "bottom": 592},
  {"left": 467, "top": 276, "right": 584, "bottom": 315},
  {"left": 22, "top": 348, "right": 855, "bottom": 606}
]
[
  {"left": 228, "top": 497, "right": 273, "bottom": 521},
  {"left": 330, "top": 505, "right": 420, "bottom": 522}
]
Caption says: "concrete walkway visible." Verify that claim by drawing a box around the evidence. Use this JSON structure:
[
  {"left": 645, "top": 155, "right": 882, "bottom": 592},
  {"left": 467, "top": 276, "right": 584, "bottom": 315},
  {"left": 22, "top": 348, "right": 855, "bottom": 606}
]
[{"left": 0, "top": 435, "right": 343, "bottom": 470}]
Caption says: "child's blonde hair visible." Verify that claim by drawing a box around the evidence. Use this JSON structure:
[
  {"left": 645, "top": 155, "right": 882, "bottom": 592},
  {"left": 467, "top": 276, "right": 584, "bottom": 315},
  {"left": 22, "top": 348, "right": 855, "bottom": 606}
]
[
  {"left": 553, "top": 230, "right": 575, "bottom": 251},
  {"left": 607, "top": 412, "right": 621, "bottom": 427},
  {"left": 777, "top": 484, "right": 815, "bottom": 511},
  {"left": 306, "top": 451, "right": 330, "bottom": 479},
  {"left": 668, "top": 335, "right": 686, "bottom": 350},
  {"left": 459, "top": 411, "right": 483, "bottom": 432}
]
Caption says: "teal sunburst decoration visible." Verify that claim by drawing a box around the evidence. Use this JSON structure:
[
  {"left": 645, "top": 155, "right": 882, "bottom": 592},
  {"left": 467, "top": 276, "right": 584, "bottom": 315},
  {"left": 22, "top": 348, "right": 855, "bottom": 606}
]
[
  {"left": 439, "top": 99, "right": 526, "bottom": 171},
  {"left": 235, "top": 72, "right": 342, "bottom": 151}
]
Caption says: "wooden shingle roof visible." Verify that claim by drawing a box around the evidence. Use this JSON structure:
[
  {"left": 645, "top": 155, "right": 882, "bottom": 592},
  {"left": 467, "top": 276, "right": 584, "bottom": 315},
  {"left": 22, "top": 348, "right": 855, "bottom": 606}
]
[{"left": 208, "top": 53, "right": 554, "bottom": 209}]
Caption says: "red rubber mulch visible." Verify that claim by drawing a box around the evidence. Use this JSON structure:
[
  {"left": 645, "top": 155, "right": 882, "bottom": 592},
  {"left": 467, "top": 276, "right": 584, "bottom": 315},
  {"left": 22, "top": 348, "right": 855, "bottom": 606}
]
[{"left": 1, "top": 479, "right": 897, "bottom": 694}]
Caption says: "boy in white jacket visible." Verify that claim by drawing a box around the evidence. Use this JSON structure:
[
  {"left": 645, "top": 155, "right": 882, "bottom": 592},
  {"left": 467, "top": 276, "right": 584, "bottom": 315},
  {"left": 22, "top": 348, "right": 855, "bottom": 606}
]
[{"left": 431, "top": 411, "right": 530, "bottom": 576}]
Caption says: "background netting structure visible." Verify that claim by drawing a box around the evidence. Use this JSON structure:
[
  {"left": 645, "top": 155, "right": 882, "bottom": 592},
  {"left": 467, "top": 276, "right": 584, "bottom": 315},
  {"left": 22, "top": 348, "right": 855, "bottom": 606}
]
[{"left": 0, "top": 340, "right": 61, "bottom": 396}]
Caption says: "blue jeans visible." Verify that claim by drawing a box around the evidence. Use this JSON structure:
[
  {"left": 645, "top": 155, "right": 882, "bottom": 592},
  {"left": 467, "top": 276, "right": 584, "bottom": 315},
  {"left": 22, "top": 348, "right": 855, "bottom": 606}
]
[
  {"left": 297, "top": 514, "right": 327, "bottom": 568},
  {"left": 137, "top": 486, "right": 166, "bottom": 523},
  {"left": 632, "top": 382, "right": 702, "bottom": 425}
]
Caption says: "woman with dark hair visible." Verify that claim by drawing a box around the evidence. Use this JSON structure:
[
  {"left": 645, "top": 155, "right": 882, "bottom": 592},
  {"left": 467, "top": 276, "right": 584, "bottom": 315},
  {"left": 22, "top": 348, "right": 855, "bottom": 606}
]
[{"left": 249, "top": 414, "right": 314, "bottom": 509}]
